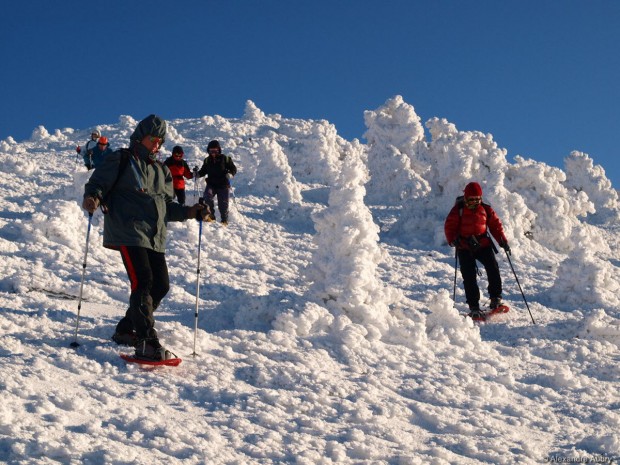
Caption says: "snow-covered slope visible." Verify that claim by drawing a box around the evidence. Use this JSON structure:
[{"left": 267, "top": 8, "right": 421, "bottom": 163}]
[{"left": 1, "top": 97, "right": 619, "bottom": 464}]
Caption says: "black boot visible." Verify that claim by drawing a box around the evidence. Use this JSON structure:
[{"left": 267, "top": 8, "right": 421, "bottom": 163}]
[
  {"left": 467, "top": 304, "right": 485, "bottom": 321},
  {"left": 134, "top": 337, "right": 175, "bottom": 361},
  {"left": 112, "top": 315, "right": 137, "bottom": 346},
  {"left": 112, "top": 331, "right": 138, "bottom": 347}
]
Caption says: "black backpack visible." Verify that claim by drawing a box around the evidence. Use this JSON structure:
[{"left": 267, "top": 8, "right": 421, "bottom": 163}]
[{"left": 100, "top": 149, "right": 131, "bottom": 214}]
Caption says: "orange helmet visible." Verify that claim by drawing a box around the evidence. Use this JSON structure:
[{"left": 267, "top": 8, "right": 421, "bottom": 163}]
[{"left": 98, "top": 137, "right": 108, "bottom": 145}]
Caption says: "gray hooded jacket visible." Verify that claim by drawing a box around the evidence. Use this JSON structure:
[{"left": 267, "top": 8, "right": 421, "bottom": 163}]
[{"left": 84, "top": 115, "right": 190, "bottom": 252}]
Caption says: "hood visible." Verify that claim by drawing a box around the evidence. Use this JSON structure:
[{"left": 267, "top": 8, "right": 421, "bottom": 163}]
[{"left": 130, "top": 114, "right": 167, "bottom": 144}]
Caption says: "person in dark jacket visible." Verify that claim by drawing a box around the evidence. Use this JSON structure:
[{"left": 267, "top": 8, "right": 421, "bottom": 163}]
[
  {"left": 84, "top": 136, "right": 112, "bottom": 169},
  {"left": 76, "top": 129, "right": 101, "bottom": 168},
  {"left": 163, "top": 145, "right": 194, "bottom": 205},
  {"left": 194, "top": 140, "right": 237, "bottom": 225},
  {"left": 82, "top": 114, "right": 210, "bottom": 361},
  {"left": 444, "top": 182, "right": 511, "bottom": 319}
]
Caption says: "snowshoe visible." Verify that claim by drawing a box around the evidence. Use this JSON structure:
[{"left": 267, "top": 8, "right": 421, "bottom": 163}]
[
  {"left": 134, "top": 338, "right": 177, "bottom": 362},
  {"left": 120, "top": 354, "right": 182, "bottom": 367},
  {"left": 488, "top": 304, "right": 510, "bottom": 316}
]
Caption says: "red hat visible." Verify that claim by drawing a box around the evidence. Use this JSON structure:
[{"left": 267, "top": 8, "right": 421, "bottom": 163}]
[
  {"left": 464, "top": 182, "right": 483, "bottom": 197},
  {"left": 98, "top": 136, "right": 108, "bottom": 145}
]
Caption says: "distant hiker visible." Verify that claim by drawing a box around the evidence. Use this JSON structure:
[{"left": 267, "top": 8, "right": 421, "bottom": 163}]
[
  {"left": 82, "top": 114, "right": 210, "bottom": 361},
  {"left": 163, "top": 145, "right": 194, "bottom": 205},
  {"left": 444, "top": 181, "right": 511, "bottom": 319},
  {"left": 84, "top": 136, "right": 112, "bottom": 170},
  {"left": 76, "top": 129, "right": 101, "bottom": 167},
  {"left": 194, "top": 140, "right": 237, "bottom": 225}
]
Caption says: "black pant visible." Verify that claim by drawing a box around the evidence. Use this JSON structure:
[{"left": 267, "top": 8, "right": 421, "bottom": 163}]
[
  {"left": 204, "top": 185, "right": 230, "bottom": 221},
  {"left": 458, "top": 246, "right": 502, "bottom": 308},
  {"left": 115, "top": 246, "right": 170, "bottom": 340},
  {"left": 174, "top": 188, "right": 186, "bottom": 205}
]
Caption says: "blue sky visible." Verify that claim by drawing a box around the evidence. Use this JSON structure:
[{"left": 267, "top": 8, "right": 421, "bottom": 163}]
[{"left": 1, "top": 0, "right": 619, "bottom": 188}]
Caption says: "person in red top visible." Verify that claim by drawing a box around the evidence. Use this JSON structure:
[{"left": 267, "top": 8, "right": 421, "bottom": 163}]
[
  {"left": 163, "top": 145, "right": 194, "bottom": 205},
  {"left": 444, "top": 182, "right": 511, "bottom": 318}
]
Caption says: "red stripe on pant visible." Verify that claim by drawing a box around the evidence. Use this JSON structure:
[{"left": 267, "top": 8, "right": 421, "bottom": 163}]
[{"left": 120, "top": 245, "right": 139, "bottom": 292}]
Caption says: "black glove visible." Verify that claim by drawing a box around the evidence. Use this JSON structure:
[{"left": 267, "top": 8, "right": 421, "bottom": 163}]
[
  {"left": 187, "top": 203, "right": 210, "bottom": 221},
  {"left": 193, "top": 166, "right": 199, "bottom": 173},
  {"left": 500, "top": 242, "right": 511, "bottom": 256}
]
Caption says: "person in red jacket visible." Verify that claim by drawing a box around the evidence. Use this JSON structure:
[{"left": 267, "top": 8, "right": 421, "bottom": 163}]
[
  {"left": 444, "top": 182, "right": 511, "bottom": 318},
  {"left": 163, "top": 145, "right": 194, "bottom": 205}
]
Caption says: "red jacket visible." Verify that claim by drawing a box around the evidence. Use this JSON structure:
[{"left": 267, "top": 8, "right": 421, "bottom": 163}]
[
  {"left": 164, "top": 157, "right": 193, "bottom": 190},
  {"left": 444, "top": 201, "right": 507, "bottom": 250}
]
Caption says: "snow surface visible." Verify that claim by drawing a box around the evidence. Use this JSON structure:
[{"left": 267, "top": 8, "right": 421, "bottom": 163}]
[{"left": 1, "top": 96, "right": 620, "bottom": 464}]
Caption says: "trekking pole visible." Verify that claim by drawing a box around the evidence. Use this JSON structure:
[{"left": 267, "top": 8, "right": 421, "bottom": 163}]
[
  {"left": 192, "top": 200, "right": 205, "bottom": 357},
  {"left": 504, "top": 250, "right": 536, "bottom": 325},
  {"left": 70, "top": 212, "right": 93, "bottom": 348}
]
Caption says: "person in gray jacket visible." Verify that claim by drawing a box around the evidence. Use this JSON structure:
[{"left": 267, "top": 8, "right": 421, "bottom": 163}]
[
  {"left": 82, "top": 114, "right": 210, "bottom": 361},
  {"left": 76, "top": 129, "right": 101, "bottom": 167}
]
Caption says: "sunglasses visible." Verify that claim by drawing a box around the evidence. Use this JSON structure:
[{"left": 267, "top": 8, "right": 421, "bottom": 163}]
[
  {"left": 173, "top": 152, "right": 183, "bottom": 157},
  {"left": 149, "top": 136, "right": 163, "bottom": 146},
  {"left": 466, "top": 196, "right": 482, "bottom": 204}
]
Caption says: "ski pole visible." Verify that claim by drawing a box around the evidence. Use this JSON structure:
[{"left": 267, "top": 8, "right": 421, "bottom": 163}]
[
  {"left": 71, "top": 212, "right": 93, "bottom": 347},
  {"left": 504, "top": 250, "right": 536, "bottom": 325},
  {"left": 192, "top": 200, "right": 205, "bottom": 357}
]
